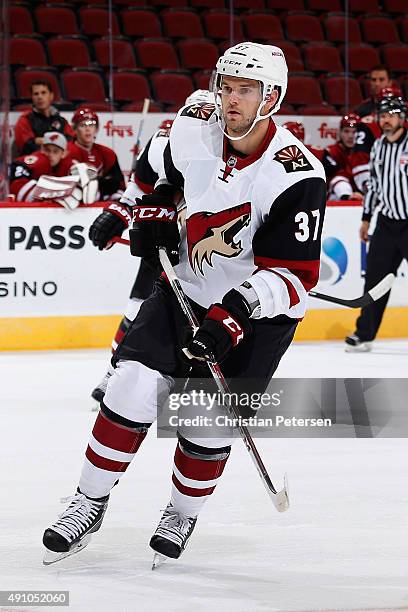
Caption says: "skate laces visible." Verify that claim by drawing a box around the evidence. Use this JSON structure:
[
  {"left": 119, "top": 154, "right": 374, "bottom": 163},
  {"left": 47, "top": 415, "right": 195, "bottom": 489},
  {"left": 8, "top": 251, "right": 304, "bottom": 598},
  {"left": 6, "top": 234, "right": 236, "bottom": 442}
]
[
  {"left": 51, "top": 493, "right": 103, "bottom": 542},
  {"left": 156, "top": 505, "right": 195, "bottom": 544}
]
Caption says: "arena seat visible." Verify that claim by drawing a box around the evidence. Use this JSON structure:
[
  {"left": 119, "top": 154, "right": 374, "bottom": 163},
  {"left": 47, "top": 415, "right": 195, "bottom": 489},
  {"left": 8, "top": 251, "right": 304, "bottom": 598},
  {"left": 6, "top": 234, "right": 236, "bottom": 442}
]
[
  {"left": 10, "top": 36, "right": 48, "bottom": 68},
  {"left": 285, "top": 72, "right": 324, "bottom": 106},
  {"left": 242, "top": 12, "right": 284, "bottom": 42},
  {"left": 360, "top": 15, "right": 400, "bottom": 44},
  {"left": 136, "top": 39, "right": 179, "bottom": 70},
  {"left": 121, "top": 9, "right": 162, "bottom": 38},
  {"left": 151, "top": 70, "right": 194, "bottom": 107},
  {"left": 323, "top": 74, "right": 363, "bottom": 108},
  {"left": 161, "top": 9, "right": 204, "bottom": 39},
  {"left": 202, "top": 10, "right": 244, "bottom": 42},
  {"left": 62, "top": 68, "right": 106, "bottom": 102},
  {"left": 343, "top": 43, "right": 380, "bottom": 73},
  {"left": 177, "top": 39, "right": 219, "bottom": 71},
  {"left": 381, "top": 44, "right": 408, "bottom": 73},
  {"left": 325, "top": 14, "right": 362, "bottom": 43},
  {"left": 112, "top": 70, "right": 152, "bottom": 104},
  {"left": 93, "top": 37, "right": 137, "bottom": 70},
  {"left": 35, "top": 6, "right": 79, "bottom": 36},
  {"left": 10, "top": 5, "right": 34, "bottom": 35},
  {"left": 303, "top": 42, "right": 343, "bottom": 73},
  {"left": 47, "top": 36, "right": 91, "bottom": 68},
  {"left": 79, "top": 7, "right": 120, "bottom": 37},
  {"left": 285, "top": 13, "right": 325, "bottom": 43}
]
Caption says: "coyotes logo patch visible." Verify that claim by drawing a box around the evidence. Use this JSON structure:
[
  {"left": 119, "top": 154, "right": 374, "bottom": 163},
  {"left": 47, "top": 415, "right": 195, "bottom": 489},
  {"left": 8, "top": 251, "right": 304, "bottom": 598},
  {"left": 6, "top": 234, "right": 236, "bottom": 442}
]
[
  {"left": 274, "top": 145, "right": 313, "bottom": 173},
  {"left": 187, "top": 203, "right": 251, "bottom": 275},
  {"left": 181, "top": 103, "right": 216, "bottom": 121}
]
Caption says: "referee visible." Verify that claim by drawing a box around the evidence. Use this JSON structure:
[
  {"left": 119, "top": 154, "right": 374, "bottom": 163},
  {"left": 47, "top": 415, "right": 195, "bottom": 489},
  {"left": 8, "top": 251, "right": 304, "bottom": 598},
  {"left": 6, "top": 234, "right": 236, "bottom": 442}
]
[{"left": 345, "top": 94, "right": 408, "bottom": 352}]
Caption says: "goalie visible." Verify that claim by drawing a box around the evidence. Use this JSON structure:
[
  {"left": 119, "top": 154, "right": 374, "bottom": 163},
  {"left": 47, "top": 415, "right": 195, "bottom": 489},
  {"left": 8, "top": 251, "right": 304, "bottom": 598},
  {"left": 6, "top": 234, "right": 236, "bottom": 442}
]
[{"left": 9, "top": 131, "right": 100, "bottom": 209}]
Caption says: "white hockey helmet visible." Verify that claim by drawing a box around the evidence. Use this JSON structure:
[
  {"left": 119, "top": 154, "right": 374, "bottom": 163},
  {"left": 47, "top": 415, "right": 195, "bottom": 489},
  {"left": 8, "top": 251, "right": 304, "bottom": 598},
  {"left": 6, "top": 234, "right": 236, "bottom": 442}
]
[
  {"left": 185, "top": 89, "right": 215, "bottom": 106},
  {"left": 214, "top": 42, "right": 288, "bottom": 140}
]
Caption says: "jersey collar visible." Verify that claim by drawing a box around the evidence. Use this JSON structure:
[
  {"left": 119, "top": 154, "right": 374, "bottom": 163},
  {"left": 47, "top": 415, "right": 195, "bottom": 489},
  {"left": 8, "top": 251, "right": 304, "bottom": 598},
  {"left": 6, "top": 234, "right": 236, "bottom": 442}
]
[{"left": 222, "top": 119, "right": 277, "bottom": 171}]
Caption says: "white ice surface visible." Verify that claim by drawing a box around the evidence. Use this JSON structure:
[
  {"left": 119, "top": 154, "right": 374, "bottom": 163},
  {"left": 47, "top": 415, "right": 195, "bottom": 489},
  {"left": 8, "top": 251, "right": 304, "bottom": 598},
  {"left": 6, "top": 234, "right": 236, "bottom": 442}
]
[{"left": 0, "top": 340, "right": 407, "bottom": 612}]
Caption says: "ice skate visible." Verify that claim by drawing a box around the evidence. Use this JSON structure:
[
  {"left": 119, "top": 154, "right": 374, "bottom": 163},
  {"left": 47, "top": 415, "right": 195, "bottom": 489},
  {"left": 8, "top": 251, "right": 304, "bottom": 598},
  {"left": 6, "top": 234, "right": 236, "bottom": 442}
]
[
  {"left": 91, "top": 370, "right": 112, "bottom": 410},
  {"left": 345, "top": 334, "right": 373, "bottom": 353},
  {"left": 150, "top": 503, "right": 197, "bottom": 567},
  {"left": 43, "top": 489, "right": 109, "bottom": 565}
]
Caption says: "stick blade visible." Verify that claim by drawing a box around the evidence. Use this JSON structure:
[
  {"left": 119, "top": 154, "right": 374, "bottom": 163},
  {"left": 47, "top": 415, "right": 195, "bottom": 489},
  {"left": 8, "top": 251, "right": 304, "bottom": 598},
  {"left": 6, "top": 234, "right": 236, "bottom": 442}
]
[
  {"left": 368, "top": 273, "right": 395, "bottom": 303},
  {"left": 271, "top": 473, "right": 289, "bottom": 513}
]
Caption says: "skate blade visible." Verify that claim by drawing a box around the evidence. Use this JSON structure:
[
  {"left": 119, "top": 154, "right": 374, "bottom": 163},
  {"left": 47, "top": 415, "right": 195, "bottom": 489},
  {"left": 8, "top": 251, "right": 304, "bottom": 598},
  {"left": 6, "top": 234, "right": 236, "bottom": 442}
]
[
  {"left": 152, "top": 552, "right": 168, "bottom": 570},
  {"left": 43, "top": 534, "right": 91, "bottom": 565}
]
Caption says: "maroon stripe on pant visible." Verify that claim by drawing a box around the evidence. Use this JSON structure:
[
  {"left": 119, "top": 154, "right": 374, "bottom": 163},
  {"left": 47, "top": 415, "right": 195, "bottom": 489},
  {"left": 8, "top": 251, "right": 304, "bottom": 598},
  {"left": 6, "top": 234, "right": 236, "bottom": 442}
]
[
  {"left": 85, "top": 445, "right": 129, "bottom": 472},
  {"left": 174, "top": 444, "right": 228, "bottom": 481},
  {"left": 92, "top": 412, "right": 146, "bottom": 454},
  {"left": 172, "top": 473, "right": 216, "bottom": 497}
]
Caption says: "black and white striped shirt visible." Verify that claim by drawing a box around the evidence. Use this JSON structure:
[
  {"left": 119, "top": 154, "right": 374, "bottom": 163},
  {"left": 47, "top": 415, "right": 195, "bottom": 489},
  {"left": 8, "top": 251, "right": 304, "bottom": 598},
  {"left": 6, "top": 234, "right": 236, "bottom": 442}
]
[{"left": 363, "top": 128, "right": 408, "bottom": 221}]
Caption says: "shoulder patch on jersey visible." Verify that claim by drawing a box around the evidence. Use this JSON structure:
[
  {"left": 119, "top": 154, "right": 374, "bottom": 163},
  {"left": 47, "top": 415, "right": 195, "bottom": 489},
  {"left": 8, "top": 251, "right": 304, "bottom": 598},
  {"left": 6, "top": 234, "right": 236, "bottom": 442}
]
[
  {"left": 180, "top": 103, "right": 216, "bottom": 121},
  {"left": 24, "top": 155, "right": 38, "bottom": 165},
  {"left": 274, "top": 146, "right": 313, "bottom": 173}
]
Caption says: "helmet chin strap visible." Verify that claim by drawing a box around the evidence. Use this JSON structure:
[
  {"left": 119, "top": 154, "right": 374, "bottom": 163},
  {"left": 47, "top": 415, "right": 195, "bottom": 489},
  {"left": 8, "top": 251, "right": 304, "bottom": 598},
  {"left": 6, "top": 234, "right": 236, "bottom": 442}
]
[{"left": 216, "top": 99, "right": 275, "bottom": 142}]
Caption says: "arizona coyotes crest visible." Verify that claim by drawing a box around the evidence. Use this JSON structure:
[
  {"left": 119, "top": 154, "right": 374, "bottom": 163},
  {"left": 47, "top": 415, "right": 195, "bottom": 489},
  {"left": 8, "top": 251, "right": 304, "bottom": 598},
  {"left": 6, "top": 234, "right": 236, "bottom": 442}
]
[
  {"left": 186, "top": 203, "right": 251, "bottom": 275},
  {"left": 274, "top": 145, "right": 313, "bottom": 173},
  {"left": 181, "top": 103, "right": 216, "bottom": 121}
]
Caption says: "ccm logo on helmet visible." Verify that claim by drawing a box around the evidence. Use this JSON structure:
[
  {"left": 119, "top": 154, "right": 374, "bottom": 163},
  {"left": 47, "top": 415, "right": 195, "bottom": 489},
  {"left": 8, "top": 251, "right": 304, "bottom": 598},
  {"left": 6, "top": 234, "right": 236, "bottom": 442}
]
[{"left": 133, "top": 206, "right": 176, "bottom": 221}]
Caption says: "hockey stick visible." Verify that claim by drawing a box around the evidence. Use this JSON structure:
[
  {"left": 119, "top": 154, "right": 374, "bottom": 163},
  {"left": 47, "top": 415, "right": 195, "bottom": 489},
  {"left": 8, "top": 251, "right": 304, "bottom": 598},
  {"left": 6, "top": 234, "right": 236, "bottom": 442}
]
[
  {"left": 309, "top": 273, "right": 395, "bottom": 308},
  {"left": 158, "top": 247, "right": 289, "bottom": 513},
  {"left": 133, "top": 98, "right": 150, "bottom": 161}
]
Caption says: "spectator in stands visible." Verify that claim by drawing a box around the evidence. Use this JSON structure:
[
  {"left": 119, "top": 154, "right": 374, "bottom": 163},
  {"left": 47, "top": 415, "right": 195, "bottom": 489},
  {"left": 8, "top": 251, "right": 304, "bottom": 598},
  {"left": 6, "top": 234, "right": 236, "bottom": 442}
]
[
  {"left": 68, "top": 108, "right": 125, "bottom": 201},
  {"left": 8, "top": 131, "right": 80, "bottom": 207},
  {"left": 354, "top": 65, "right": 392, "bottom": 119},
  {"left": 14, "top": 81, "right": 74, "bottom": 155}
]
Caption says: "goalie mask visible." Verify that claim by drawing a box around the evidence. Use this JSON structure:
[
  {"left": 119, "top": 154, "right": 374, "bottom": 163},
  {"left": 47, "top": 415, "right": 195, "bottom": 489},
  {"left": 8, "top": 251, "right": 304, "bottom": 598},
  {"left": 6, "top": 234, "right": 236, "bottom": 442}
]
[{"left": 214, "top": 42, "right": 288, "bottom": 141}]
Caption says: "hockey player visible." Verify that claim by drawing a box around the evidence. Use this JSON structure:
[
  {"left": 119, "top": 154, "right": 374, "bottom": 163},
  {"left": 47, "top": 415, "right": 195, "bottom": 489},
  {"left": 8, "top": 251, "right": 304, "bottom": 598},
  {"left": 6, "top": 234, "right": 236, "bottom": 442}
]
[
  {"left": 43, "top": 44, "right": 326, "bottom": 566},
  {"left": 9, "top": 132, "right": 76, "bottom": 203},
  {"left": 88, "top": 90, "right": 214, "bottom": 404},
  {"left": 282, "top": 120, "right": 324, "bottom": 160},
  {"left": 68, "top": 108, "right": 126, "bottom": 201},
  {"left": 323, "top": 114, "right": 363, "bottom": 201}
]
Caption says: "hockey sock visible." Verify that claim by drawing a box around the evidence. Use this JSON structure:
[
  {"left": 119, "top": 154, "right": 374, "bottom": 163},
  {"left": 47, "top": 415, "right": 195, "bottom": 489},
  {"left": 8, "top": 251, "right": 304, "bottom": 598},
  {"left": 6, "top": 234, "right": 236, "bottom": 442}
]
[
  {"left": 111, "top": 299, "right": 143, "bottom": 352},
  {"left": 79, "top": 403, "right": 151, "bottom": 498},
  {"left": 170, "top": 436, "right": 231, "bottom": 517}
]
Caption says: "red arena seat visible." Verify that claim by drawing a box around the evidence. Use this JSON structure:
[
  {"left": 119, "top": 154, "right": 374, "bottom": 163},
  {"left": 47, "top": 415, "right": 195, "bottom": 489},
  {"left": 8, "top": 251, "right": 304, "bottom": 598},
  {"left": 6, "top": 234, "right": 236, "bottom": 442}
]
[
  {"left": 121, "top": 9, "right": 162, "bottom": 38},
  {"left": 93, "top": 37, "right": 137, "bottom": 70},
  {"left": 161, "top": 9, "right": 204, "bottom": 39},
  {"left": 361, "top": 16, "right": 400, "bottom": 44},
  {"left": 243, "top": 13, "right": 284, "bottom": 42},
  {"left": 136, "top": 39, "right": 179, "bottom": 70},
  {"left": 47, "top": 36, "right": 91, "bottom": 68},
  {"left": 35, "top": 6, "right": 79, "bottom": 36},
  {"left": 151, "top": 70, "right": 194, "bottom": 107},
  {"left": 112, "top": 70, "right": 151, "bottom": 103},
  {"left": 15, "top": 67, "right": 62, "bottom": 100},
  {"left": 285, "top": 13, "right": 325, "bottom": 43},
  {"left": 344, "top": 43, "right": 380, "bottom": 73},
  {"left": 325, "top": 14, "right": 361, "bottom": 43},
  {"left": 203, "top": 10, "right": 244, "bottom": 42},
  {"left": 10, "top": 5, "right": 34, "bottom": 34},
  {"left": 10, "top": 36, "right": 48, "bottom": 67},
  {"left": 381, "top": 44, "right": 408, "bottom": 73},
  {"left": 177, "top": 39, "right": 219, "bottom": 71},
  {"left": 285, "top": 72, "right": 324, "bottom": 106},
  {"left": 62, "top": 68, "right": 106, "bottom": 102},
  {"left": 324, "top": 74, "right": 363, "bottom": 107},
  {"left": 79, "top": 7, "right": 120, "bottom": 37},
  {"left": 303, "top": 42, "right": 343, "bottom": 73}
]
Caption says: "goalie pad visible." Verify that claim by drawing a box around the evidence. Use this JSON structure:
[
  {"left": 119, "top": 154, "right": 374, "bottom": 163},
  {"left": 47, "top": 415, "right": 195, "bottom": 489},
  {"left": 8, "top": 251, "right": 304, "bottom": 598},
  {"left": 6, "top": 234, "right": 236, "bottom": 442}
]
[
  {"left": 70, "top": 162, "right": 100, "bottom": 204},
  {"left": 31, "top": 175, "right": 83, "bottom": 210}
]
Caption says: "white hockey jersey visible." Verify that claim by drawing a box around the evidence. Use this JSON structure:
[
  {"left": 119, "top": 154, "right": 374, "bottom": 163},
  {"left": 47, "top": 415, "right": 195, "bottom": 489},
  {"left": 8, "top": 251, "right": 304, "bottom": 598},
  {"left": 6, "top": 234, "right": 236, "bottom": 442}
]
[{"left": 164, "top": 103, "right": 327, "bottom": 320}]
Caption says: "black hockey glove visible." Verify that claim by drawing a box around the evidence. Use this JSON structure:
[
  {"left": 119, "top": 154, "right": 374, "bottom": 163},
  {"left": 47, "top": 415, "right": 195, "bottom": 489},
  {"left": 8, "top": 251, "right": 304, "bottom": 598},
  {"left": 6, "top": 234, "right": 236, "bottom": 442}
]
[
  {"left": 183, "top": 289, "right": 252, "bottom": 364},
  {"left": 89, "top": 202, "right": 133, "bottom": 250},
  {"left": 129, "top": 185, "right": 180, "bottom": 268}
]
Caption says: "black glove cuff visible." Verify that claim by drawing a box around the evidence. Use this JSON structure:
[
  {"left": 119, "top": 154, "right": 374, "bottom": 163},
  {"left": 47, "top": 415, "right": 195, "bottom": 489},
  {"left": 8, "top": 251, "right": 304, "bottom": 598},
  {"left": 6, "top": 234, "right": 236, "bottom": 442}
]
[{"left": 222, "top": 288, "right": 252, "bottom": 320}]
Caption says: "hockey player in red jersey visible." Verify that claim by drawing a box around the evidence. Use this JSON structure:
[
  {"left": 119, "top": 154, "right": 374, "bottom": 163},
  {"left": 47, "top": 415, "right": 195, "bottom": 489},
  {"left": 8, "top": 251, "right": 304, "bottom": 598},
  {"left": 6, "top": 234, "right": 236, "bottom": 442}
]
[
  {"left": 9, "top": 131, "right": 77, "bottom": 204},
  {"left": 323, "top": 113, "right": 364, "bottom": 201},
  {"left": 282, "top": 120, "right": 324, "bottom": 160},
  {"left": 43, "top": 44, "right": 326, "bottom": 566},
  {"left": 68, "top": 108, "right": 125, "bottom": 201}
]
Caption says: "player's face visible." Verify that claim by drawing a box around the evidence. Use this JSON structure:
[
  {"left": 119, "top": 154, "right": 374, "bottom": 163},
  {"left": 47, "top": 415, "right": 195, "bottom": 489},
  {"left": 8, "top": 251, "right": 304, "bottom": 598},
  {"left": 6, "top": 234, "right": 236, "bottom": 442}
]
[
  {"left": 31, "top": 85, "right": 54, "bottom": 111},
  {"left": 220, "top": 76, "right": 263, "bottom": 136},
  {"left": 379, "top": 111, "right": 404, "bottom": 136},
  {"left": 42, "top": 144, "right": 65, "bottom": 167},
  {"left": 76, "top": 123, "right": 98, "bottom": 146},
  {"left": 340, "top": 127, "right": 356, "bottom": 149},
  {"left": 370, "top": 71, "right": 391, "bottom": 96}
]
